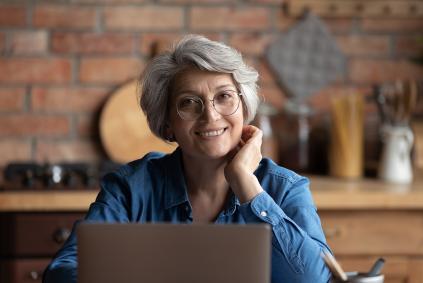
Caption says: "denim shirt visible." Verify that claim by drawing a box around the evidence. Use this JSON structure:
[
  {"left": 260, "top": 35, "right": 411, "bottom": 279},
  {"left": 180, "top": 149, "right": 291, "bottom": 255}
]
[{"left": 43, "top": 148, "right": 332, "bottom": 283}]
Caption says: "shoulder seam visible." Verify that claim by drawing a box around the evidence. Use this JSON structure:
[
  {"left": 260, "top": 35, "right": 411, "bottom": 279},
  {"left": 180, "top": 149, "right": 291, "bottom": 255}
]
[{"left": 268, "top": 169, "right": 303, "bottom": 184}]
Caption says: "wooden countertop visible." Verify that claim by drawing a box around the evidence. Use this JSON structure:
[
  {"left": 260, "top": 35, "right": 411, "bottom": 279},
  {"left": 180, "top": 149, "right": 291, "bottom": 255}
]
[
  {"left": 0, "top": 176, "right": 422, "bottom": 212},
  {"left": 309, "top": 176, "right": 423, "bottom": 210}
]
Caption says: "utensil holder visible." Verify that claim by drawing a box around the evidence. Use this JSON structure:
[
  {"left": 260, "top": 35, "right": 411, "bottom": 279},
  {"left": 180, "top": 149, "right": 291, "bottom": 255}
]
[
  {"left": 331, "top": 272, "right": 384, "bottom": 283},
  {"left": 329, "top": 94, "right": 364, "bottom": 179},
  {"left": 378, "top": 125, "right": 414, "bottom": 184}
]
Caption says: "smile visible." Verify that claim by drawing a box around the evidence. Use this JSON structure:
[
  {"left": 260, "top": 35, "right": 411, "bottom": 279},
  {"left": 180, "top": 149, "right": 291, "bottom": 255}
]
[{"left": 196, "top": 127, "right": 227, "bottom": 137}]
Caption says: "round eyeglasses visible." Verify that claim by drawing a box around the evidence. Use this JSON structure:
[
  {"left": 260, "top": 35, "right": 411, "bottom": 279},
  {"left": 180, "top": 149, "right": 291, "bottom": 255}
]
[{"left": 176, "top": 90, "right": 242, "bottom": 121}]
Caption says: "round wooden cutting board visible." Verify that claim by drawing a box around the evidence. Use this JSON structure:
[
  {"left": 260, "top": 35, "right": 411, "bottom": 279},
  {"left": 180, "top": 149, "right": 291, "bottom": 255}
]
[{"left": 99, "top": 79, "right": 176, "bottom": 163}]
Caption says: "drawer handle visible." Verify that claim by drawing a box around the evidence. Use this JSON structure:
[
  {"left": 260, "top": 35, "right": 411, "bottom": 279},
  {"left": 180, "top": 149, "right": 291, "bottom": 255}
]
[
  {"left": 324, "top": 227, "right": 341, "bottom": 239},
  {"left": 52, "top": 228, "right": 71, "bottom": 244},
  {"left": 28, "top": 270, "right": 42, "bottom": 281}
]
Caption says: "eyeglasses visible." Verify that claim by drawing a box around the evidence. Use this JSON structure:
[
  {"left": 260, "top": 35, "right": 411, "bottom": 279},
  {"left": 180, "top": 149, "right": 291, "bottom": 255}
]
[{"left": 176, "top": 90, "right": 242, "bottom": 121}]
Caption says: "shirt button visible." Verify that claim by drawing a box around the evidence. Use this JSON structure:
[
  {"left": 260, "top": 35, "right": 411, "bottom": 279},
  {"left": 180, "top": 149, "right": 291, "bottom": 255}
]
[{"left": 260, "top": 211, "right": 268, "bottom": 217}]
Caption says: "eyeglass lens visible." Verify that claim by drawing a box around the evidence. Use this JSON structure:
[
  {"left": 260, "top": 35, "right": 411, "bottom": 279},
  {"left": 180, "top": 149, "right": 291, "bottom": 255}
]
[{"left": 176, "top": 91, "right": 241, "bottom": 120}]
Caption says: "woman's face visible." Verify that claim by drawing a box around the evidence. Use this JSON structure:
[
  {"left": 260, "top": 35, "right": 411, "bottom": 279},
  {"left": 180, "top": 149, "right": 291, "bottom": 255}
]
[{"left": 168, "top": 68, "right": 244, "bottom": 161}]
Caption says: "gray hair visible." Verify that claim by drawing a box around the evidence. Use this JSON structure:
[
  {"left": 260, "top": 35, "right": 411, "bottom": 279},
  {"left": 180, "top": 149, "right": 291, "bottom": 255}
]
[{"left": 139, "top": 34, "right": 260, "bottom": 141}]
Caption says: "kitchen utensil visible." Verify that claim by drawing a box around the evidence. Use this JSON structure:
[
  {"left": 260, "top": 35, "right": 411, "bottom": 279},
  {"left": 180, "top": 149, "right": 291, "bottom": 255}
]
[
  {"left": 328, "top": 256, "right": 386, "bottom": 283},
  {"left": 373, "top": 85, "right": 387, "bottom": 124},
  {"left": 266, "top": 12, "right": 346, "bottom": 101},
  {"left": 265, "top": 12, "right": 346, "bottom": 172},
  {"left": 322, "top": 250, "right": 348, "bottom": 281},
  {"left": 376, "top": 80, "right": 418, "bottom": 126},
  {"left": 99, "top": 80, "right": 176, "bottom": 163},
  {"left": 367, "top": 258, "right": 385, "bottom": 277}
]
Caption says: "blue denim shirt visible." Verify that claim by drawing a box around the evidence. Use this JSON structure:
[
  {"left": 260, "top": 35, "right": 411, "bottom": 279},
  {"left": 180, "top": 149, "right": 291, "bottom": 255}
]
[{"left": 44, "top": 148, "right": 331, "bottom": 283}]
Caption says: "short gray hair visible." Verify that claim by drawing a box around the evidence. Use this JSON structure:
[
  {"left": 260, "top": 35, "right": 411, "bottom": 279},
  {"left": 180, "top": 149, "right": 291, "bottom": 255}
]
[{"left": 139, "top": 34, "right": 260, "bottom": 141}]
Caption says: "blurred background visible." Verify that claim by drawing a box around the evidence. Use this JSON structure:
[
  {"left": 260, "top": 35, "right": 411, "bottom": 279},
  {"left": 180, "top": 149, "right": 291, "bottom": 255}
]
[
  {"left": 0, "top": 0, "right": 422, "bottom": 177},
  {"left": 1, "top": 0, "right": 423, "bottom": 282}
]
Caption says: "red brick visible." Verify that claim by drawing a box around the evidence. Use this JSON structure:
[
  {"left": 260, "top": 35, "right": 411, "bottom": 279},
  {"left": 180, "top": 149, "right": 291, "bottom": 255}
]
[
  {"left": 322, "top": 18, "right": 355, "bottom": 34},
  {"left": 336, "top": 35, "right": 390, "bottom": 56},
  {"left": 79, "top": 57, "right": 142, "bottom": 84},
  {"left": 0, "top": 140, "right": 32, "bottom": 166},
  {"left": 0, "top": 114, "right": 70, "bottom": 137},
  {"left": 256, "top": 60, "right": 278, "bottom": 87},
  {"left": 33, "top": 5, "right": 96, "bottom": 29},
  {"left": 350, "top": 59, "right": 423, "bottom": 84},
  {"left": 76, "top": 114, "right": 95, "bottom": 138},
  {"left": 31, "top": 87, "right": 109, "bottom": 112},
  {"left": 310, "top": 85, "right": 372, "bottom": 113},
  {"left": 395, "top": 36, "right": 423, "bottom": 57},
  {"left": 276, "top": 13, "right": 353, "bottom": 34},
  {"left": 190, "top": 7, "right": 270, "bottom": 31},
  {"left": 159, "top": 0, "right": 234, "bottom": 3},
  {"left": 9, "top": 31, "right": 48, "bottom": 55},
  {"left": 0, "top": 58, "right": 72, "bottom": 84},
  {"left": 283, "top": 1, "right": 423, "bottom": 18},
  {"left": 73, "top": 0, "right": 146, "bottom": 3},
  {"left": 104, "top": 6, "right": 183, "bottom": 30},
  {"left": 260, "top": 85, "right": 286, "bottom": 111},
  {"left": 52, "top": 32, "right": 134, "bottom": 54},
  {"left": 36, "top": 140, "right": 100, "bottom": 163},
  {"left": 0, "top": 88, "right": 26, "bottom": 112},
  {"left": 139, "top": 33, "right": 183, "bottom": 56},
  {"left": 248, "top": 0, "right": 283, "bottom": 3},
  {"left": 0, "top": 5, "right": 26, "bottom": 27},
  {"left": 229, "top": 33, "right": 273, "bottom": 56},
  {"left": 275, "top": 10, "right": 296, "bottom": 32},
  {"left": 139, "top": 33, "right": 221, "bottom": 56},
  {"left": 361, "top": 19, "right": 423, "bottom": 33}
]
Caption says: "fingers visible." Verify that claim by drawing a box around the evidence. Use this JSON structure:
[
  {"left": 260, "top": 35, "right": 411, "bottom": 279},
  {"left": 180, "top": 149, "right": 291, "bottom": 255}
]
[{"left": 241, "top": 125, "right": 263, "bottom": 147}]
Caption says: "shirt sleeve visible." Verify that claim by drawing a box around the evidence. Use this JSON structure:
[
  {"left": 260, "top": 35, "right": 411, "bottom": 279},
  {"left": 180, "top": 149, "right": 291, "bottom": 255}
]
[
  {"left": 238, "top": 176, "right": 332, "bottom": 283},
  {"left": 43, "top": 171, "right": 131, "bottom": 283}
]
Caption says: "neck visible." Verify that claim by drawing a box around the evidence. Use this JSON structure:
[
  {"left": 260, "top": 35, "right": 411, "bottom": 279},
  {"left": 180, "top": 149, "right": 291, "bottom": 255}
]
[{"left": 182, "top": 153, "right": 229, "bottom": 198}]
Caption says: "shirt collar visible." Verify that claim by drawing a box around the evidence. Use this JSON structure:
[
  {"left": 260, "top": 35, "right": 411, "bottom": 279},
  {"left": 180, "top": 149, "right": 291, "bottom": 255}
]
[
  {"left": 162, "top": 148, "right": 190, "bottom": 210},
  {"left": 161, "top": 147, "right": 241, "bottom": 215},
  {"left": 222, "top": 190, "right": 241, "bottom": 216}
]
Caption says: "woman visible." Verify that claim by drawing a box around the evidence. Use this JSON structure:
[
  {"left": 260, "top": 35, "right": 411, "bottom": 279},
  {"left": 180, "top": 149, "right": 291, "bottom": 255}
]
[{"left": 43, "top": 34, "right": 332, "bottom": 283}]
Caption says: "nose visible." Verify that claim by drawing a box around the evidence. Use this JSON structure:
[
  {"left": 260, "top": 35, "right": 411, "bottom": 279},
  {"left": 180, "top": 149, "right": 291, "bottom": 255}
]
[{"left": 199, "top": 99, "right": 221, "bottom": 122}]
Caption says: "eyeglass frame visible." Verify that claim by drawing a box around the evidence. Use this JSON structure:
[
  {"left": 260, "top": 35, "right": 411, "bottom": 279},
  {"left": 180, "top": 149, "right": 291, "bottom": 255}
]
[{"left": 175, "top": 91, "right": 243, "bottom": 121}]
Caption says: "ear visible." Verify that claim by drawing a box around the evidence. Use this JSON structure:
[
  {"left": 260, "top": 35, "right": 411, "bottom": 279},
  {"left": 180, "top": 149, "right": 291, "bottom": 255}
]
[{"left": 165, "top": 123, "right": 175, "bottom": 142}]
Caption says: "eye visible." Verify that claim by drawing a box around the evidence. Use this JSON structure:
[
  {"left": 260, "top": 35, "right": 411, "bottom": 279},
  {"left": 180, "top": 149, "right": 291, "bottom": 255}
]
[
  {"left": 177, "top": 96, "right": 201, "bottom": 110},
  {"left": 215, "top": 91, "right": 236, "bottom": 103}
]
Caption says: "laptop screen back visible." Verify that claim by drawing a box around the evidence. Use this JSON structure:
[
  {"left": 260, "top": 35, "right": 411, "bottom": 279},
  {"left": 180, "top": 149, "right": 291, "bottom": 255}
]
[{"left": 77, "top": 223, "right": 271, "bottom": 283}]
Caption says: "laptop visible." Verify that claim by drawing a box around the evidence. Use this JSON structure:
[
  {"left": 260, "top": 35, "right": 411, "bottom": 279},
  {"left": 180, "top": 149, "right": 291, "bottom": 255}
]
[{"left": 77, "top": 223, "right": 271, "bottom": 283}]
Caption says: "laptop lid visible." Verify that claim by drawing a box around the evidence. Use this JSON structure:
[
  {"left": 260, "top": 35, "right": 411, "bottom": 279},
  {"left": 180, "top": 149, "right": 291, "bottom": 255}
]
[{"left": 77, "top": 223, "right": 271, "bottom": 283}]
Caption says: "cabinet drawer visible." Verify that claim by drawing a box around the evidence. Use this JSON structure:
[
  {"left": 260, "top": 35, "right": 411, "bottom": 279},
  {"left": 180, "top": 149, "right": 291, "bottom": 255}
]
[
  {"left": 319, "top": 210, "right": 423, "bottom": 255},
  {"left": 0, "top": 258, "right": 50, "bottom": 283},
  {"left": 0, "top": 212, "right": 84, "bottom": 256}
]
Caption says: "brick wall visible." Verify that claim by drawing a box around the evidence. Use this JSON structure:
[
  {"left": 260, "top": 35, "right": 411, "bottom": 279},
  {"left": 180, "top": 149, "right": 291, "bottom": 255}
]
[{"left": 0, "top": 0, "right": 422, "bottom": 171}]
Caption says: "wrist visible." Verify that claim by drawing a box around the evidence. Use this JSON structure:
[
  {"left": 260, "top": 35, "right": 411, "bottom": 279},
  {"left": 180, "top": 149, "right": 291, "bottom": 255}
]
[{"left": 227, "top": 171, "right": 263, "bottom": 204}]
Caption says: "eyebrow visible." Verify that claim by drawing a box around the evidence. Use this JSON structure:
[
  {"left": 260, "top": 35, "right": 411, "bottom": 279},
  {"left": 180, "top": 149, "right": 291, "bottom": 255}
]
[{"left": 175, "top": 84, "right": 238, "bottom": 96}]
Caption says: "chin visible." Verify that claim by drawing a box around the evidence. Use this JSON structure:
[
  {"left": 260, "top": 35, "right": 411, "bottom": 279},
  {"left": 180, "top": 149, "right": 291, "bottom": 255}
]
[{"left": 199, "top": 143, "right": 236, "bottom": 160}]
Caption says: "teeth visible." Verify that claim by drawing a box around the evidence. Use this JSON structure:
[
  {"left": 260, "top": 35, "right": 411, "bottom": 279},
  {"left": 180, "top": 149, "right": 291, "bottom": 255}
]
[{"left": 198, "top": 128, "right": 225, "bottom": 137}]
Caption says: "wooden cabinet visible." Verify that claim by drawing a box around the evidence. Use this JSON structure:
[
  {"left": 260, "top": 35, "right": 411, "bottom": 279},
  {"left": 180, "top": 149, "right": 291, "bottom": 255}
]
[
  {"left": 0, "top": 259, "right": 51, "bottom": 283},
  {"left": 0, "top": 212, "right": 85, "bottom": 283},
  {"left": 319, "top": 210, "right": 423, "bottom": 283},
  {"left": 0, "top": 178, "right": 423, "bottom": 282}
]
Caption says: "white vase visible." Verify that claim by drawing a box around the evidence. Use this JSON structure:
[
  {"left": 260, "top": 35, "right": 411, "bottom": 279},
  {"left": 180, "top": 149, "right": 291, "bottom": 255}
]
[{"left": 378, "top": 125, "right": 414, "bottom": 184}]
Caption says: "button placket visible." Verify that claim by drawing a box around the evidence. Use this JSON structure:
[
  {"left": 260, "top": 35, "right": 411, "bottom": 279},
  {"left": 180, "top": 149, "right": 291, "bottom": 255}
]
[{"left": 260, "top": 210, "right": 268, "bottom": 217}]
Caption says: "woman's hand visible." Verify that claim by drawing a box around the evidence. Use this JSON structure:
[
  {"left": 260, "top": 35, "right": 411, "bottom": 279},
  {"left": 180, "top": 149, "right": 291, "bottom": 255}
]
[{"left": 224, "top": 125, "right": 264, "bottom": 203}]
